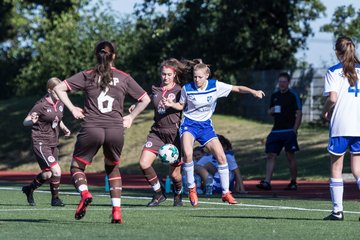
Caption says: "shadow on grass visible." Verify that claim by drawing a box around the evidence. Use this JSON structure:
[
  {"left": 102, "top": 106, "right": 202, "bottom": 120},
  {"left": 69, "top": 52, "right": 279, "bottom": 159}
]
[
  {"left": 193, "top": 215, "right": 321, "bottom": 221},
  {"left": 0, "top": 218, "right": 51, "bottom": 223}
]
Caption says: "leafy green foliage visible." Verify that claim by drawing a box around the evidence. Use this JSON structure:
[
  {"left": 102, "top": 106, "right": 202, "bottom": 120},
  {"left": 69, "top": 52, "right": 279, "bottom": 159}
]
[
  {"left": 131, "top": 0, "right": 326, "bottom": 83},
  {"left": 321, "top": 4, "right": 360, "bottom": 42}
]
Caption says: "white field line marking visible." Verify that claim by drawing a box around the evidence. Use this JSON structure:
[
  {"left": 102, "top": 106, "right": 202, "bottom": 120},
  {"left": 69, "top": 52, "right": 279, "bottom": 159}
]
[{"left": 1, "top": 187, "right": 360, "bottom": 214}]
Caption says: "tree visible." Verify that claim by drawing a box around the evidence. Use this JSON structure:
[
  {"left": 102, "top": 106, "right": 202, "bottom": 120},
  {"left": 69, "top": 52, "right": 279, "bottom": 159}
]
[
  {"left": 1, "top": 0, "right": 135, "bottom": 97},
  {"left": 0, "top": 0, "right": 85, "bottom": 98},
  {"left": 321, "top": 5, "right": 360, "bottom": 42},
  {"left": 131, "top": 0, "right": 326, "bottom": 84}
]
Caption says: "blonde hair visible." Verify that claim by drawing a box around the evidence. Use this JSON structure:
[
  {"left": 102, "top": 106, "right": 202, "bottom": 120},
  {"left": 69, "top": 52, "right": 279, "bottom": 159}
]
[
  {"left": 335, "top": 36, "right": 360, "bottom": 86},
  {"left": 47, "top": 77, "right": 62, "bottom": 90},
  {"left": 193, "top": 63, "right": 211, "bottom": 75}
]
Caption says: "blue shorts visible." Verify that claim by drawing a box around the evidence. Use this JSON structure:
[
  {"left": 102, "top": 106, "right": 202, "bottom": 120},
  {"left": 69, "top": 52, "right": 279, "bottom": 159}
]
[
  {"left": 180, "top": 118, "right": 217, "bottom": 146},
  {"left": 328, "top": 136, "right": 360, "bottom": 156},
  {"left": 265, "top": 130, "right": 299, "bottom": 155}
]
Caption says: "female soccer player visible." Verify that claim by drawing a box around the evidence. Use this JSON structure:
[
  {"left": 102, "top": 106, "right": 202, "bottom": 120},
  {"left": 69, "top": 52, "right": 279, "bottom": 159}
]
[
  {"left": 54, "top": 41, "right": 150, "bottom": 223},
  {"left": 22, "top": 77, "right": 70, "bottom": 207},
  {"left": 135, "top": 58, "right": 185, "bottom": 207},
  {"left": 322, "top": 36, "right": 360, "bottom": 221},
  {"left": 164, "top": 62, "right": 264, "bottom": 206}
]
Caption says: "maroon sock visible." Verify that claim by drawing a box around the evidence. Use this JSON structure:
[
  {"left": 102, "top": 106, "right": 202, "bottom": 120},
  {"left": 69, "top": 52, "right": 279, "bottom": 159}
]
[
  {"left": 105, "top": 164, "right": 122, "bottom": 199},
  {"left": 49, "top": 175, "right": 61, "bottom": 199},
  {"left": 141, "top": 167, "right": 161, "bottom": 192},
  {"left": 70, "top": 166, "right": 88, "bottom": 192},
  {"left": 30, "top": 173, "right": 46, "bottom": 190}
]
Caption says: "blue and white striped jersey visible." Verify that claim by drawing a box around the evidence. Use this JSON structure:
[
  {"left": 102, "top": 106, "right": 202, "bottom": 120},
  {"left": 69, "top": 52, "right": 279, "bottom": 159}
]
[{"left": 179, "top": 79, "right": 232, "bottom": 121}]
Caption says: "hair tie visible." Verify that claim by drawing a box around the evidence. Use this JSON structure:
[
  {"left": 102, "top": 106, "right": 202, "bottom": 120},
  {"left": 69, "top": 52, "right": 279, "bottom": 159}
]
[{"left": 100, "top": 49, "right": 110, "bottom": 54}]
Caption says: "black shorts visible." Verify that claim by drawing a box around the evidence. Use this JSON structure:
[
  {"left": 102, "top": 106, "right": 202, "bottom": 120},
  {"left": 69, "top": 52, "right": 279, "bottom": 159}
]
[
  {"left": 73, "top": 127, "right": 124, "bottom": 165},
  {"left": 265, "top": 130, "right": 299, "bottom": 155},
  {"left": 33, "top": 142, "right": 59, "bottom": 170}
]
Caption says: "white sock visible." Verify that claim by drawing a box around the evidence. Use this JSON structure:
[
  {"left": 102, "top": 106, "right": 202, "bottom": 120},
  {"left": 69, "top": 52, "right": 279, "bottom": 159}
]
[
  {"left": 218, "top": 163, "right": 230, "bottom": 194},
  {"left": 78, "top": 184, "right": 88, "bottom": 192},
  {"left": 330, "top": 178, "right": 343, "bottom": 213},
  {"left": 111, "top": 198, "right": 121, "bottom": 207},
  {"left": 152, "top": 181, "right": 161, "bottom": 192},
  {"left": 183, "top": 161, "right": 195, "bottom": 189}
]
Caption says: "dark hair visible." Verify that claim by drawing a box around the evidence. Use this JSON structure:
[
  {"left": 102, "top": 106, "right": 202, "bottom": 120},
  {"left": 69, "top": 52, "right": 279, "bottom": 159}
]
[
  {"left": 278, "top": 72, "right": 291, "bottom": 82},
  {"left": 217, "top": 134, "right": 232, "bottom": 150},
  {"left": 160, "top": 58, "right": 186, "bottom": 85},
  {"left": 93, "top": 40, "right": 116, "bottom": 91},
  {"left": 193, "top": 146, "right": 205, "bottom": 153},
  {"left": 180, "top": 58, "right": 204, "bottom": 83},
  {"left": 335, "top": 36, "right": 360, "bottom": 86}
]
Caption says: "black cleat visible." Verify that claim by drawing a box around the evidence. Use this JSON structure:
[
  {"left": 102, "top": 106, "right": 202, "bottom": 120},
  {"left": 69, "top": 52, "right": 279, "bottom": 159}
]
[
  {"left": 323, "top": 211, "right": 344, "bottom": 221},
  {"left": 22, "top": 185, "right": 35, "bottom": 206},
  {"left": 284, "top": 181, "right": 298, "bottom": 190},
  {"left": 147, "top": 192, "right": 167, "bottom": 207},
  {"left": 51, "top": 198, "right": 65, "bottom": 207},
  {"left": 173, "top": 193, "right": 183, "bottom": 207},
  {"left": 256, "top": 180, "right": 272, "bottom": 190}
]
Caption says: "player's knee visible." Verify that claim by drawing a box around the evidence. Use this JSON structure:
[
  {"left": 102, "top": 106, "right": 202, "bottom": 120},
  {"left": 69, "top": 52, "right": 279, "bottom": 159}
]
[
  {"left": 50, "top": 164, "right": 62, "bottom": 177},
  {"left": 41, "top": 171, "right": 52, "bottom": 180}
]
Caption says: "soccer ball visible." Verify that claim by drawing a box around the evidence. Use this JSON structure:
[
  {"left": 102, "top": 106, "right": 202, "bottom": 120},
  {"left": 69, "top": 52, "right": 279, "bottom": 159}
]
[{"left": 158, "top": 144, "right": 179, "bottom": 164}]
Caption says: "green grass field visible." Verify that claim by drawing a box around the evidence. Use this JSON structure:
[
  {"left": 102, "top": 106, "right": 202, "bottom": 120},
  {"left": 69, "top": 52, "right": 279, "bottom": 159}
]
[{"left": 1, "top": 182, "right": 360, "bottom": 240}]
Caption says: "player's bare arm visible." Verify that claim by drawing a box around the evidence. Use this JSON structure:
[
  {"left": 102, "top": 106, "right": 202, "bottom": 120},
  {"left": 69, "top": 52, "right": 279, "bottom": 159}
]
[
  {"left": 162, "top": 96, "right": 184, "bottom": 110},
  {"left": 54, "top": 82, "right": 85, "bottom": 120},
  {"left": 59, "top": 121, "right": 71, "bottom": 136},
  {"left": 231, "top": 86, "right": 265, "bottom": 99},
  {"left": 23, "top": 112, "right": 39, "bottom": 126},
  {"left": 123, "top": 94, "right": 151, "bottom": 128},
  {"left": 322, "top": 91, "right": 337, "bottom": 121}
]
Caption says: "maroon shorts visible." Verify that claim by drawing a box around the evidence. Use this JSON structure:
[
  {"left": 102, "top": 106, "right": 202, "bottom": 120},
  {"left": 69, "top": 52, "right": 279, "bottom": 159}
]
[
  {"left": 143, "top": 127, "right": 182, "bottom": 166},
  {"left": 73, "top": 127, "right": 124, "bottom": 165},
  {"left": 33, "top": 142, "right": 59, "bottom": 170}
]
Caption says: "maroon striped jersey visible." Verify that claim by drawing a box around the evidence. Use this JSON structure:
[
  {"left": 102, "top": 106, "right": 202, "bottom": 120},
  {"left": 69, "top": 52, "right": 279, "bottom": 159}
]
[
  {"left": 151, "top": 83, "right": 182, "bottom": 128},
  {"left": 28, "top": 96, "right": 65, "bottom": 147},
  {"left": 64, "top": 67, "right": 147, "bottom": 128}
]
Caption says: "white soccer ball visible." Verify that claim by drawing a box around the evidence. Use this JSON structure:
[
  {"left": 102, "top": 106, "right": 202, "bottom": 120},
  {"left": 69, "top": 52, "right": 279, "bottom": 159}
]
[{"left": 158, "top": 144, "right": 179, "bottom": 164}]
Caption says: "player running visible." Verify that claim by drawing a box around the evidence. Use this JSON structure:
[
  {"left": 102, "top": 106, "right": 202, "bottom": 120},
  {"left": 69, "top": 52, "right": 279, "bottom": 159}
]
[
  {"left": 164, "top": 62, "right": 264, "bottom": 206},
  {"left": 54, "top": 40, "right": 150, "bottom": 223},
  {"left": 133, "top": 58, "right": 185, "bottom": 207},
  {"left": 22, "top": 77, "right": 70, "bottom": 207}
]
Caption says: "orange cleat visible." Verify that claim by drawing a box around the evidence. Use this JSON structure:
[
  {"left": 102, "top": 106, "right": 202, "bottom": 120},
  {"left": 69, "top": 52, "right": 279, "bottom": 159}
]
[
  {"left": 222, "top": 191, "right": 238, "bottom": 204},
  {"left": 111, "top": 206, "right": 123, "bottom": 224},
  {"left": 75, "top": 190, "right": 93, "bottom": 220},
  {"left": 188, "top": 185, "right": 198, "bottom": 207}
]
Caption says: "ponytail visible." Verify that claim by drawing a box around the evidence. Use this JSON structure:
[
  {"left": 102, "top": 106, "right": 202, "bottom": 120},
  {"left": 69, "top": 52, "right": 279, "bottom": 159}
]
[
  {"left": 94, "top": 41, "right": 116, "bottom": 91},
  {"left": 335, "top": 36, "right": 360, "bottom": 86}
]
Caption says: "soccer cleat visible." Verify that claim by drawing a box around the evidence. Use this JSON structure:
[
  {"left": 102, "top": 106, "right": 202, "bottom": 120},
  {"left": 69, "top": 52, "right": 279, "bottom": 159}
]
[
  {"left": 51, "top": 198, "right": 65, "bottom": 207},
  {"left": 284, "top": 181, "right": 298, "bottom": 190},
  {"left": 147, "top": 192, "right": 167, "bottom": 207},
  {"left": 74, "top": 190, "right": 93, "bottom": 220},
  {"left": 323, "top": 211, "right": 344, "bottom": 221},
  {"left": 22, "top": 185, "right": 35, "bottom": 206},
  {"left": 222, "top": 191, "right": 238, "bottom": 204},
  {"left": 188, "top": 185, "right": 198, "bottom": 206},
  {"left": 256, "top": 180, "right": 272, "bottom": 190},
  {"left": 173, "top": 193, "right": 183, "bottom": 207},
  {"left": 111, "top": 206, "right": 123, "bottom": 224}
]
